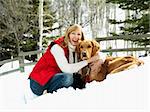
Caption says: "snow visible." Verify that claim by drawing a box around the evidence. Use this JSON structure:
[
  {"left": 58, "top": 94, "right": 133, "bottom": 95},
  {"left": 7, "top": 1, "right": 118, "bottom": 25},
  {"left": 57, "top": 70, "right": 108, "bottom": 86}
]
[{"left": 0, "top": 57, "right": 150, "bottom": 112}]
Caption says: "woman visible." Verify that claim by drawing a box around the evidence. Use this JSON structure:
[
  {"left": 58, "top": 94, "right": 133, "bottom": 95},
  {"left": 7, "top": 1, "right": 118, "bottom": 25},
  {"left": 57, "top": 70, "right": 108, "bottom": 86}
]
[{"left": 29, "top": 24, "right": 100, "bottom": 96}]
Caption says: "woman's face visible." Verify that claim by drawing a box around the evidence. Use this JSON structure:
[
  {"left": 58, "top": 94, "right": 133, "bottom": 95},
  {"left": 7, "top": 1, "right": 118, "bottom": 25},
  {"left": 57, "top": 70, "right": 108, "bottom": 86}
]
[{"left": 69, "top": 29, "right": 82, "bottom": 46}]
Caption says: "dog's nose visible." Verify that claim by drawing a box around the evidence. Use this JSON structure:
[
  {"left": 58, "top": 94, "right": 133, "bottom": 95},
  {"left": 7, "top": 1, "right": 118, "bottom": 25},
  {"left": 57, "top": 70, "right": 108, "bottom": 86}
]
[{"left": 82, "top": 51, "right": 87, "bottom": 57}]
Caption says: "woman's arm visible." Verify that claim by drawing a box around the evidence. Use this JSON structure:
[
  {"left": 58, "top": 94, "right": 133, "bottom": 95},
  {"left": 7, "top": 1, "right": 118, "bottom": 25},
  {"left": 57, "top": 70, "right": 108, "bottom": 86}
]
[{"left": 51, "top": 44, "right": 88, "bottom": 73}]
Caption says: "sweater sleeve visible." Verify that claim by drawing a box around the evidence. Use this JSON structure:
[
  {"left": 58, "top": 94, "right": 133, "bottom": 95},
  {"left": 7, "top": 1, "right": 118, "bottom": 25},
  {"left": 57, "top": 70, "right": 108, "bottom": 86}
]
[{"left": 50, "top": 44, "right": 88, "bottom": 73}]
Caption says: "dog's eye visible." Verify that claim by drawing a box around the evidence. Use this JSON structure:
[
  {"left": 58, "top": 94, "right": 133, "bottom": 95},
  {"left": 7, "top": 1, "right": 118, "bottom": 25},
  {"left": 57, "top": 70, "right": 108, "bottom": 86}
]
[
  {"left": 80, "top": 46, "right": 83, "bottom": 48},
  {"left": 88, "top": 45, "right": 91, "bottom": 48}
]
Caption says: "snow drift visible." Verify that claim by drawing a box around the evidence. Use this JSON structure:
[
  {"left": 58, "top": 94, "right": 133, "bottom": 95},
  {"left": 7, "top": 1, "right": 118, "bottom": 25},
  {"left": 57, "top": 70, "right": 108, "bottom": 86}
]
[{"left": 0, "top": 57, "right": 149, "bottom": 112}]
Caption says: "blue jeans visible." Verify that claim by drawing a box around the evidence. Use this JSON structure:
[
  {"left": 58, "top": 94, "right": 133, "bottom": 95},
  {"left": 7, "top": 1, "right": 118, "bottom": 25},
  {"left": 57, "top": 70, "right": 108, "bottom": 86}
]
[{"left": 30, "top": 73, "right": 73, "bottom": 96}]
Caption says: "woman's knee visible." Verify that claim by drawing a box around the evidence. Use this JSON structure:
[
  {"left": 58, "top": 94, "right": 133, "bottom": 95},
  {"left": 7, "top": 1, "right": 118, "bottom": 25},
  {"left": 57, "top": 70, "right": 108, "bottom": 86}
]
[
  {"left": 59, "top": 73, "right": 73, "bottom": 87},
  {"left": 64, "top": 73, "right": 73, "bottom": 87},
  {"left": 30, "top": 79, "right": 44, "bottom": 96}
]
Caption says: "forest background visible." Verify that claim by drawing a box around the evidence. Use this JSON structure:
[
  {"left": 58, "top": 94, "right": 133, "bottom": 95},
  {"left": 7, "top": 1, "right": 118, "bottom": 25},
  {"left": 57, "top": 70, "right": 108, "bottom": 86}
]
[{"left": 0, "top": 0, "right": 149, "bottom": 61}]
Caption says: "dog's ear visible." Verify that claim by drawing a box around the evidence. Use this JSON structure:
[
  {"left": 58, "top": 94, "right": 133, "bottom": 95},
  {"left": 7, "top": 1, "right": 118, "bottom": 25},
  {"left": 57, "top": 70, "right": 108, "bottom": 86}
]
[
  {"left": 91, "top": 40, "right": 100, "bottom": 56},
  {"left": 76, "top": 41, "right": 81, "bottom": 53}
]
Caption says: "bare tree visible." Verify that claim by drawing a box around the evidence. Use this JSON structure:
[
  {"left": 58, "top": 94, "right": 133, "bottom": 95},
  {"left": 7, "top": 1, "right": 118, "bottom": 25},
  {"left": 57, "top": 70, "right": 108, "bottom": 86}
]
[
  {"left": 50, "top": 0, "right": 106, "bottom": 38},
  {"left": 0, "top": 0, "right": 29, "bottom": 55}
]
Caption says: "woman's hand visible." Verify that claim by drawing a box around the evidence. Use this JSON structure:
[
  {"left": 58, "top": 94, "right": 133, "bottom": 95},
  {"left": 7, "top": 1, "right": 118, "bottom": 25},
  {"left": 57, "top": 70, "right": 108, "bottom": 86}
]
[
  {"left": 90, "top": 59, "right": 103, "bottom": 71},
  {"left": 90, "top": 59, "right": 103, "bottom": 68},
  {"left": 87, "top": 54, "right": 100, "bottom": 64},
  {"left": 89, "top": 59, "right": 103, "bottom": 76}
]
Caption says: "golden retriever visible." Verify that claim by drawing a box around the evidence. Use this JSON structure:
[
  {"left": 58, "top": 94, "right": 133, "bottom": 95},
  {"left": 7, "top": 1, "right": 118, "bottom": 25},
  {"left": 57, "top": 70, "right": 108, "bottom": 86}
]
[{"left": 76, "top": 40, "right": 144, "bottom": 82}]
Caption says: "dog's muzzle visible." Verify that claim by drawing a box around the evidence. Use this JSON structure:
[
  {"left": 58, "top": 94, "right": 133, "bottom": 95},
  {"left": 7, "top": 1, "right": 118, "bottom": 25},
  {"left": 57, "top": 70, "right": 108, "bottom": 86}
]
[{"left": 81, "top": 51, "right": 88, "bottom": 60}]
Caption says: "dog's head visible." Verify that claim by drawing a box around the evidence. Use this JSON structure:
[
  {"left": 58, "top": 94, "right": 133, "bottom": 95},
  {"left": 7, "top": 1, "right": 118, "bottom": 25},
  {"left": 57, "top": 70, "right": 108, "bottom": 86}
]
[{"left": 76, "top": 40, "right": 100, "bottom": 60}]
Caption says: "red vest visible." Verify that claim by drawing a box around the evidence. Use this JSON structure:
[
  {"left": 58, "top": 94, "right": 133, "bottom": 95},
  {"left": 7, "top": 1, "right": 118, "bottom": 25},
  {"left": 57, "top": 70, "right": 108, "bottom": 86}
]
[{"left": 29, "top": 36, "right": 69, "bottom": 86}]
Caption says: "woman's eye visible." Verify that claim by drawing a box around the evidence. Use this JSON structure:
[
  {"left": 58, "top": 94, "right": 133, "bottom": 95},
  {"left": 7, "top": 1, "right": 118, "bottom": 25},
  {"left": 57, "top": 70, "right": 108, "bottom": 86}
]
[{"left": 71, "top": 32, "right": 81, "bottom": 36}]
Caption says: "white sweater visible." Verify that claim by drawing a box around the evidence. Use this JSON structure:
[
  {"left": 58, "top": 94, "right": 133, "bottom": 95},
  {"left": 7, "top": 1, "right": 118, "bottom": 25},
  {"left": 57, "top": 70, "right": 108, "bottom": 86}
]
[
  {"left": 50, "top": 43, "right": 106, "bottom": 74},
  {"left": 50, "top": 43, "right": 88, "bottom": 74}
]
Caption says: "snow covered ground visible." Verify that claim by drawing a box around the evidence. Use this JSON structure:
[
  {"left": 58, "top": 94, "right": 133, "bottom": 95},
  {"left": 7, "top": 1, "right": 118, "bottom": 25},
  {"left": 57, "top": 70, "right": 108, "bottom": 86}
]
[{"left": 0, "top": 56, "right": 150, "bottom": 112}]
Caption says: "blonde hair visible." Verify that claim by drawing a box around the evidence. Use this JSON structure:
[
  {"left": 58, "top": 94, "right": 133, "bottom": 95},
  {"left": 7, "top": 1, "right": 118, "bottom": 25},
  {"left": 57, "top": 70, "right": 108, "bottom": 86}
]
[{"left": 64, "top": 24, "right": 85, "bottom": 46}]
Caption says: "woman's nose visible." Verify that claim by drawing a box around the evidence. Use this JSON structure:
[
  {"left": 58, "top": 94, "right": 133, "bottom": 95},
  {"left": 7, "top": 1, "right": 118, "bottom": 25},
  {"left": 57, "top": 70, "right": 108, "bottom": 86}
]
[{"left": 74, "top": 36, "right": 80, "bottom": 41}]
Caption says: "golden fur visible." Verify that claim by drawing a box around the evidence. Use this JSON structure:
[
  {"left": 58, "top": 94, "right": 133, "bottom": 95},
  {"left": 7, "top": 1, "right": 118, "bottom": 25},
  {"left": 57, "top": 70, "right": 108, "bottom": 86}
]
[{"left": 76, "top": 40, "right": 144, "bottom": 82}]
